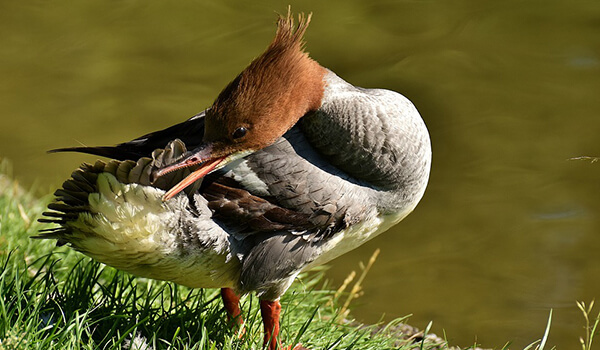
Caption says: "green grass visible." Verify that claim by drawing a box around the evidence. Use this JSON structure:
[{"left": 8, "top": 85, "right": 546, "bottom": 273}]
[
  {"left": 578, "top": 301, "right": 600, "bottom": 350},
  {"left": 0, "top": 160, "right": 450, "bottom": 350},
  {"left": 4, "top": 159, "right": 597, "bottom": 350}
]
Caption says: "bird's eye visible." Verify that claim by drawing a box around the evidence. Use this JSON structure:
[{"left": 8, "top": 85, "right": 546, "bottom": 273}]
[{"left": 232, "top": 127, "right": 248, "bottom": 139}]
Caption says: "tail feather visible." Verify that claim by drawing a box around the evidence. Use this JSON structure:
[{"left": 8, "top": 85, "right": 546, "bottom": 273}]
[
  {"left": 38, "top": 139, "right": 198, "bottom": 243},
  {"left": 54, "top": 189, "right": 88, "bottom": 206},
  {"left": 49, "top": 110, "right": 206, "bottom": 161},
  {"left": 71, "top": 166, "right": 100, "bottom": 186},
  {"left": 47, "top": 202, "right": 88, "bottom": 213},
  {"left": 37, "top": 218, "right": 66, "bottom": 224},
  {"left": 62, "top": 178, "right": 94, "bottom": 196},
  {"left": 41, "top": 211, "right": 78, "bottom": 219},
  {"left": 48, "top": 146, "right": 140, "bottom": 160}
]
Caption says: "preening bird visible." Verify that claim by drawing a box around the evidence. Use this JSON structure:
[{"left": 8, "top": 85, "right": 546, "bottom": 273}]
[{"left": 38, "top": 11, "right": 431, "bottom": 350}]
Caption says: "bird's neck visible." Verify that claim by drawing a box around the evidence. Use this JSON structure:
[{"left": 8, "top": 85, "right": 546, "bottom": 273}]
[{"left": 299, "top": 70, "right": 432, "bottom": 211}]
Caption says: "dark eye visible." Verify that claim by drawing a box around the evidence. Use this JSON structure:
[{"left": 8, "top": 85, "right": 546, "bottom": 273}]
[{"left": 232, "top": 126, "right": 247, "bottom": 139}]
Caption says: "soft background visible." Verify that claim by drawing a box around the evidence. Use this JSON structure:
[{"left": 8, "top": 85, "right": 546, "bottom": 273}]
[{"left": 1, "top": 1, "right": 599, "bottom": 348}]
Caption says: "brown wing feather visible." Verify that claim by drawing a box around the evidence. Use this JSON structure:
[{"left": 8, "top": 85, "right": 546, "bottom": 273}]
[{"left": 202, "top": 177, "right": 315, "bottom": 236}]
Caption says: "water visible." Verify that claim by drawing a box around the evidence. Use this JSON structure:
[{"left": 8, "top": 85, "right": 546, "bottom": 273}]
[{"left": 1, "top": 1, "right": 599, "bottom": 348}]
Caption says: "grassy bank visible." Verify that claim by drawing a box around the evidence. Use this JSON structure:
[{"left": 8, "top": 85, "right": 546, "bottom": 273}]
[
  {"left": 4, "top": 160, "right": 599, "bottom": 349},
  {"left": 0, "top": 160, "right": 454, "bottom": 350}
]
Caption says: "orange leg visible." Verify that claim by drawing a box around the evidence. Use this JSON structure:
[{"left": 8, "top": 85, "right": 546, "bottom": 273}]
[
  {"left": 260, "top": 299, "right": 282, "bottom": 350},
  {"left": 221, "top": 288, "right": 244, "bottom": 328},
  {"left": 259, "top": 300, "right": 309, "bottom": 350}
]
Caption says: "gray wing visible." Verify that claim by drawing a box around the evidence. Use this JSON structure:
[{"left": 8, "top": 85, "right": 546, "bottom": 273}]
[
  {"left": 208, "top": 125, "right": 370, "bottom": 241},
  {"left": 216, "top": 126, "right": 374, "bottom": 298}
]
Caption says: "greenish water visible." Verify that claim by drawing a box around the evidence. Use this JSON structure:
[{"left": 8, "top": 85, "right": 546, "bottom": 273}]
[{"left": 1, "top": 1, "right": 599, "bottom": 348}]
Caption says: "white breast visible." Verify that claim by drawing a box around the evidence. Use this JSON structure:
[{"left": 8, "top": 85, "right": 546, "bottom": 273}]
[{"left": 302, "top": 204, "right": 415, "bottom": 272}]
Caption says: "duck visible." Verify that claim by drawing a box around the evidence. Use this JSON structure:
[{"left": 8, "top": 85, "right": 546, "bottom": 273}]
[{"left": 38, "top": 11, "right": 431, "bottom": 350}]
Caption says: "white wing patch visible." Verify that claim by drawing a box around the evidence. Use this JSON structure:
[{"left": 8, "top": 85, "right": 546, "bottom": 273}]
[
  {"left": 222, "top": 158, "right": 271, "bottom": 196},
  {"left": 66, "top": 173, "right": 239, "bottom": 289}
]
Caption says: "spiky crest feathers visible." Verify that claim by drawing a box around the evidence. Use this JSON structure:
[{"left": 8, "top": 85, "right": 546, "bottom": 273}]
[{"left": 204, "top": 11, "right": 326, "bottom": 154}]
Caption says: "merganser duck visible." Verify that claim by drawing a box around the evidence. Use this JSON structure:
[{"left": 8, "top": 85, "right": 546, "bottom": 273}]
[{"left": 38, "top": 11, "right": 431, "bottom": 350}]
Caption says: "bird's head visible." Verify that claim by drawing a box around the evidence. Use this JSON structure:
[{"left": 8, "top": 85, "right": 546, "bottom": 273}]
[{"left": 155, "top": 12, "right": 326, "bottom": 201}]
